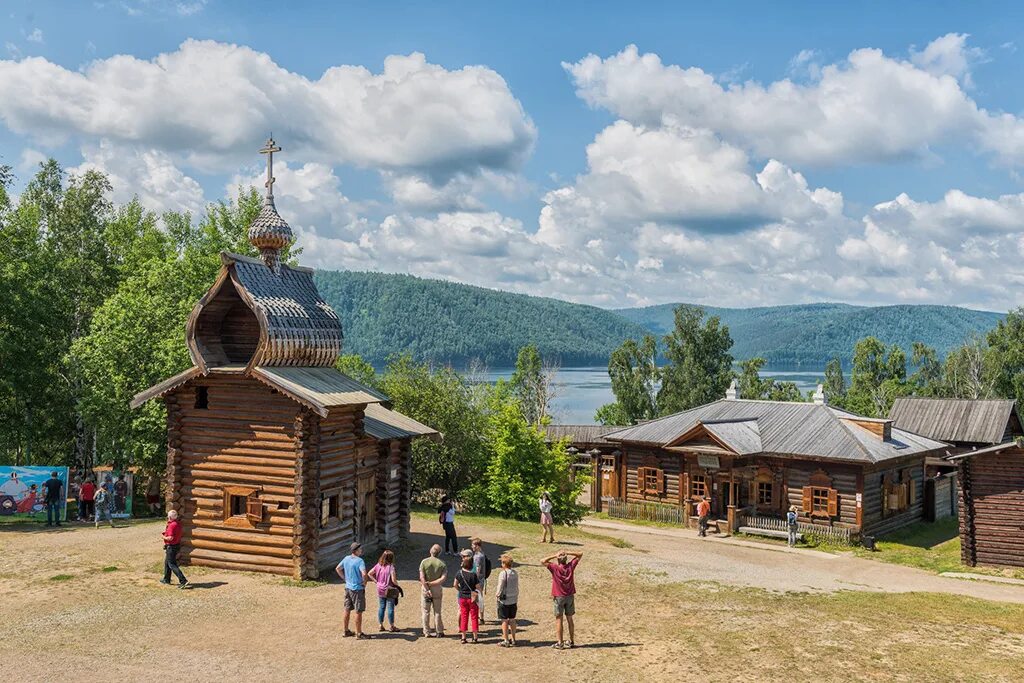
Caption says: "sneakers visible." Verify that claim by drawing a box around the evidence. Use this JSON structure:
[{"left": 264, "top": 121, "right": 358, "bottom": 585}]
[
  {"left": 159, "top": 579, "right": 171, "bottom": 585},
  {"left": 343, "top": 629, "right": 355, "bottom": 637},
  {"left": 178, "top": 580, "right": 189, "bottom": 589},
  {"left": 552, "top": 642, "right": 564, "bottom": 650}
]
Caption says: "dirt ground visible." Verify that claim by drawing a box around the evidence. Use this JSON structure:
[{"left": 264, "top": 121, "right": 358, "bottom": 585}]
[{"left": 3, "top": 513, "right": 1024, "bottom": 682}]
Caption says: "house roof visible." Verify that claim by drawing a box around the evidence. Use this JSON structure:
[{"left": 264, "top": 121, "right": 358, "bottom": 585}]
[
  {"left": 363, "top": 403, "right": 441, "bottom": 442},
  {"left": 542, "top": 424, "right": 619, "bottom": 446},
  {"left": 130, "top": 367, "right": 204, "bottom": 409},
  {"left": 249, "top": 366, "right": 387, "bottom": 417},
  {"left": 889, "top": 397, "right": 1019, "bottom": 445},
  {"left": 606, "top": 399, "right": 947, "bottom": 464}
]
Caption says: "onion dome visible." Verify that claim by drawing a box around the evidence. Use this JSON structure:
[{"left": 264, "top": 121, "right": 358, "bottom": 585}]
[{"left": 249, "top": 137, "right": 293, "bottom": 273}]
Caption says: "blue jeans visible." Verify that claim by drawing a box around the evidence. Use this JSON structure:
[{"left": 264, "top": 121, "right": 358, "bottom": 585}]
[
  {"left": 46, "top": 500, "right": 62, "bottom": 525},
  {"left": 378, "top": 596, "right": 396, "bottom": 625}
]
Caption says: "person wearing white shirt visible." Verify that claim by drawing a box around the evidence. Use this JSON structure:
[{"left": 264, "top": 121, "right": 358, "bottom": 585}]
[{"left": 539, "top": 491, "right": 555, "bottom": 543}]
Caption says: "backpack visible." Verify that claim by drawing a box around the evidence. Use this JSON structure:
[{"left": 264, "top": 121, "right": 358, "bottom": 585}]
[{"left": 484, "top": 555, "right": 492, "bottom": 579}]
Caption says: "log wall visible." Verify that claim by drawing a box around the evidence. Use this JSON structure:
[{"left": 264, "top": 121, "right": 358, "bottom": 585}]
[
  {"left": 623, "top": 446, "right": 682, "bottom": 504},
  {"left": 959, "top": 449, "right": 1024, "bottom": 568},
  {"left": 860, "top": 458, "right": 926, "bottom": 537},
  {"left": 171, "top": 375, "right": 301, "bottom": 577},
  {"left": 313, "top": 407, "right": 362, "bottom": 573},
  {"left": 784, "top": 462, "right": 860, "bottom": 528}
]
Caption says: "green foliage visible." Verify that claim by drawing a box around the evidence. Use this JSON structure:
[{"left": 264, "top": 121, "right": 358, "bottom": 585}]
[
  {"left": 510, "top": 343, "right": 555, "bottom": 426},
  {"left": 657, "top": 307, "right": 734, "bottom": 414},
  {"left": 843, "top": 337, "right": 909, "bottom": 417},
  {"left": 314, "top": 269, "right": 649, "bottom": 366},
  {"left": 465, "top": 400, "right": 587, "bottom": 525},
  {"left": 597, "top": 335, "right": 659, "bottom": 425},
  {"left": 334, "top": 353, "right": 380, "bottom": 389},
  {"left": 822, "top": 357, "right": 847, "bottom": 406},
  {"left": 736, "top": 357, "right": 804, "bottom": 402},
  {"left": 594, "top": 401, "right": 632, "bottom": 426},
  {"left": 986, "top": 307, "right": 1024, "bottom": 406}
]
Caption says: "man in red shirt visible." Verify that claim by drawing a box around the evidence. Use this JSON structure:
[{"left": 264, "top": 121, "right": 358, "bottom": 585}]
[
  {"left": 160, "top": 510, "right": 189, "bottom": 588},
  {"left": 541, "top": 550, "right": 582, "bottom": 650},
  {"left": 79, "top": 479, "right": 96, "bottom": 522},
  {"left": 697, "top": 496, "right": 711, "bottom": 537}
]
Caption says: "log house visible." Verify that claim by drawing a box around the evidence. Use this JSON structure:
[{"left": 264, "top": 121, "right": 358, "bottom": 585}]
[{"left": 132, "top": 139, "right": 437, "bottom": 579}]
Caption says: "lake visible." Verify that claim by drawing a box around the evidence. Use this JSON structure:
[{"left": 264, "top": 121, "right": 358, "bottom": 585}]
[{"left": 481, "top": 364, "right": 833, "bottom": 424}]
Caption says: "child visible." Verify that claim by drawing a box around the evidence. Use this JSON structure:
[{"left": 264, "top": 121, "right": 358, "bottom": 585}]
[
  {"left": 495, "top": 554, "right": 519, "bottom": 647},
  {"left": 453, "top": 555, "right": 480, "bottom": 644}
]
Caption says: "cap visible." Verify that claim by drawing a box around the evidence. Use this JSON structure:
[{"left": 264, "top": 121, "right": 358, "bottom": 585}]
[{"left": 350, "top": 542, "right": 362, "bottom": 553}]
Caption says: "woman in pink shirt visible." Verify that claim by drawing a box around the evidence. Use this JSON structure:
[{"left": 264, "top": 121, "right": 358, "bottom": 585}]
[{"left": 368, "top": 549, "right": 401, "bottom": 632}]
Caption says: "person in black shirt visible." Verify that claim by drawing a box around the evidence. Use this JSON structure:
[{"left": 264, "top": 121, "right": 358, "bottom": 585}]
[{"left": 43, "top": 472, "right": 63, "bottom": 527}]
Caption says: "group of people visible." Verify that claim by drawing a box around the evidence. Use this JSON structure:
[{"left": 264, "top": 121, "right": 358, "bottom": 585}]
[
  {"left": 337, "top": 536, "right": 584, "bottom": 650},
  {"left": 75, "top": 476, "right": 119, "bottom": 527}
]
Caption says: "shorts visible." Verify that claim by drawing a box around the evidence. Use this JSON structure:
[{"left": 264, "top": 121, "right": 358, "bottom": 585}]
[
  {"left": 344, "top": 588, "right": 366, "bottom": 613},
  {"left": 540, "top": 512, "right": 553, "bottom": 525},
  {"left": 553, "top": 595, "right": 575, "bottom": 617},
  {"left": 497, "top": 602, "right": 518, "bottom": 620}
]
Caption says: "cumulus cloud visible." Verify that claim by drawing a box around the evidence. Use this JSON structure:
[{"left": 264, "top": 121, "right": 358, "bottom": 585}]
[
  {"left": 565, "top": 36, "right": 1024, "bottom": 167},
  {"left": 0, "top": 40, "right": 536, "bottom": 183}
]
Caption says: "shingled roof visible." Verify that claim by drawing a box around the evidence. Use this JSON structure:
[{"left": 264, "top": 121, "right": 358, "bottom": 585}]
[
  {"left": 542, "top": 424, "right": 619, "bottom": 446},
  {"left": 605, "top": 399, "right": 946, "bottom": 464},
  {"left": 889, "top": 397, "right": 1021, "bottom": 445}
]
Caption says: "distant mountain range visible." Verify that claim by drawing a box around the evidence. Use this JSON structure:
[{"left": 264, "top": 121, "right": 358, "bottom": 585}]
[{"left": 315, "top": 270, "right": 1004, "bottom": 367}]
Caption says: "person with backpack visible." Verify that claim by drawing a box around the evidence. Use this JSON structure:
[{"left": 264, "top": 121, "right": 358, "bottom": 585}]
[
  {"left": 94, "top": 483, "right": 115, "bottom": 528},
  {"left": 470, "top": 537, "right": 491, "bottom": 624},
  {"left": 495, "top": 554, "right": 519, "bottom": 647},
  {"left": 787, "top": 505, "right": 799, "bottom": 547},
  {"left": 368, "top": 549, "right": 402, "bottom": 633},
  {"left": 438, "top": 496, "right": 459, "bottom": 556},
  {"left": 453, "top": 554, "right": 480, "bottom": 643}
]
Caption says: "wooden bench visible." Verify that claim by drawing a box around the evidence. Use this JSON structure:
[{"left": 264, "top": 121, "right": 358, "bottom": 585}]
[{"left": 738, "top": 526, "right": 803, "bottom": 542}]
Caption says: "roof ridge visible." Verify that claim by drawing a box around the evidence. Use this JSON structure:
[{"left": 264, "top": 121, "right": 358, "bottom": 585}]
[
  {"left": 221, "top": 250, "right": 315, "bottom": 274},
  {"left": 829, "top": 410, "right": 880, "bottom": 462}
]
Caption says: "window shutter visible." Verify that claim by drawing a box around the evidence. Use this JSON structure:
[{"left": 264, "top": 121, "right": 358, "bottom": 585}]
[
  {"left": 801, "top": 486, "right": 812, "bottom": 514},
  {"left": 827, "top": 489, "right": 838, "bottom": 517},
  {"left": 246, "top": 495, "right": 264, "bottom": 524},
  {"left": 908, "top": 478, "right": 916, "bottom": 505},
  {"left": 637, "top": 467, "right": 646, "bottom": 493},
  {"left": 656, "top": 468, "right": 665, "bottom": 494}
]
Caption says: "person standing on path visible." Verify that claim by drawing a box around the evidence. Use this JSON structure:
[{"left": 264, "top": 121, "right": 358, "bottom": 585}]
[
  {"left": 539, "top": 492, "right": 555, "bottom": 543},
  {"left": 697, "top": 496, "right": 711, "bottom": 537},
  {"left": 439, "top": 496, "right": 459, "bottom": 556},
  {"left": 542, "top": 550, "right": 582, "bottom": 650},
  {"left": 159, "top": 510, "right": 188, "bottom": 588},
  {"left": 471, "top": 537, "right": 490, "bottom": 624},
  {"left": 787, "top": 505, "right": 799, "bottom": 547},
  {"left": 454, "top": 555, "right": 480, "bottom": 644},
  {"left": 495, "top": 554, "right": 519, "bottom": 647},
  {"left": 79, "top": 479, "right": 96, "bottom": 522},
  {"left": 368, "top": 549, "right": 401, "bottom": 633},
  {"left": 419, "top": 544, "right": 448, "bottom": 638},
  {"left": 338, "top": 542, "right": 369, "bottom": 639},
  {"left": 146, "top": 475, "right": 162, "bottom": 515},
  {"left": 94, "top": 481, "right": 115, "bottom": 528},
  {"left": 42, "top": 471, "right": 63, "bottom": 527}
]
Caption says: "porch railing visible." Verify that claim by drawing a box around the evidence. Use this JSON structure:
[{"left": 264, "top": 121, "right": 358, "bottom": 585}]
[
  {"left": 739, "top": 513, "right": 856, "bottom": 545},
  {"left": 606, "top": 499, "right": 684, "bottom": 525}
]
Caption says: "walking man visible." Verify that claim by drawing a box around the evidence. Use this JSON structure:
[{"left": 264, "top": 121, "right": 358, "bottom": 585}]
[
  {"left": 787, "top": 505, "right": 799, "bottom": 547},
  {"left": 471, "top": 537, "right": 490, "bottom": 624},
  {"left": 160, "top": 510, "right": 188, "bottom": 588},
  {"left": 542, "top": 550, "right": 582, "bottom": 650},
  {"left": 337, "top": 542, "right": 369, "bottom": 639},
  {"left": 697, "top": 496, "right": 711, "bottom": 537},
  {"left": 43, "top": 471, "right": 64, "bottom": 527},
  {"left": 419, "top": 544, "right": 448, "bottom": 637},
  {"left": 439, "top": 496, "right": 459, "bottom": 556}
]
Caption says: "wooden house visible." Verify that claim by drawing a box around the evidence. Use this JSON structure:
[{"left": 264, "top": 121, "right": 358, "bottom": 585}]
[
  {"left": 542, "top": 424, "right": 621, "bottom": 511},
  {"left": 889, "top": 397, "right": 1023, "bottom": 474},
  {"left": 603, "top": 382, "right": 947, "bottom": 540},
  {"left": 948, "top": 441, "right": 1024, "bottom": 569},
  {"left": 132, "top": 139, "right": 437, "bottom": 579}
]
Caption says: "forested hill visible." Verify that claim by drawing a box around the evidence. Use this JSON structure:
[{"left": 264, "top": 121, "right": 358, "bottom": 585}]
[
  {"left": 315, "top": 269, "right": 1005, "bottom": 366},
  {"left": 315, "top": 270, "right": 650, "bottom": 366},
  {"left": 615, "top": 302, "right": 1005, "bottom": 365}
]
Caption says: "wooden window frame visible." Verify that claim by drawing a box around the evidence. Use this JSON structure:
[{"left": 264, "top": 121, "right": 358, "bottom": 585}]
[
  {"left": 756, "top": 481, "right": 773, "bottom": 506},
  {"left": 637, "top": 466, "right": 665, "bottom": 496},
  {"left": 223, "top": 485, "right": 262, "bottom": 528},
  {"left": 194, "top": 385, "right": 209, "bottom": 410},
  {"left": 690, "top": 474, "right": 708, "bottom": 500},
  {"left": 802, "top": 481, "right": 838, "bottom": 518},
  {"left": 320, "top": 487, "right": 342, "bottom": 529}
]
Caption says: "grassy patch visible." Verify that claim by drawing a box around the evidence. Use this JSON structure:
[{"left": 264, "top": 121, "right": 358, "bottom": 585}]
[
  {"left": 610, "top": 537, "right": 634, "bottom": 549},
  {"left": 281, "top": 578, "right": 329, "bottom": 588},
  {"left": 101, "top": 566, "right": 119, "bottom": 572},
  {"left": 49, "top": 574, "right": 74, "bottom": 582}
]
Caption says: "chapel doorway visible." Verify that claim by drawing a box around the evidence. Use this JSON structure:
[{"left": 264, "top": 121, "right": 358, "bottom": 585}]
[{"left": 356, "top": 473, "right": 377, "bottom": 545}]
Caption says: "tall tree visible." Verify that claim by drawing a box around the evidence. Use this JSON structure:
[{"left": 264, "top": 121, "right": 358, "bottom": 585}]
[
  {"left": 595, "top": 334, "right": 659, "bottom": 425},
  {"left": 822, "top": 357, "right": 847, "bottom": 407},
  {"left": 845, "top": 337, "right": 908, "bottom": 417},
  {"left": 510, "top": 343, "right": 558, "bottom": 426},
  {"left": 943, "top": 335, "right": 997, "bottom": 400},
  {"left": 737, "top": 357, "right": 803, "bottom": 402},
  {"left": 657, "top": 306, "right": 733, "bottom": 414},
  {"left": 908, "top": 341, "right": 944, "bottom": 396},
  {"left": 986, "top": 308, "right": 1024, "bottom": 406}
]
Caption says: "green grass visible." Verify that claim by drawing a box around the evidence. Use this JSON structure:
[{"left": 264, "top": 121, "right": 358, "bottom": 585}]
[
  {"left": 101, "top": 566, "right": 119, "bottom": 572},
  {"left": 280, "top": 577, "right": 329, "bottom": 588},
  {"left": 49, "top": 574, "right": 73, "bottom": 581}
]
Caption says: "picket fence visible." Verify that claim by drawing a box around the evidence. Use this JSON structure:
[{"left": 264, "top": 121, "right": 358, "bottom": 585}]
[
  {"left": 606, "top": 499, "right": 685, "bottom": 525},
  {"left": 740, "top": 513, "right": 856, "bottom": 545}
]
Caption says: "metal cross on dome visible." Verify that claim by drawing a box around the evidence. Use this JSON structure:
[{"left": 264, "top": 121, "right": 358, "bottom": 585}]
[{"left": 259, "top": 136, "right": 282, "bottom": 201}]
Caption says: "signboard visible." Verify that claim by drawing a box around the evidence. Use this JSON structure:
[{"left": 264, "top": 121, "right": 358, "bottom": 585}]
[
  {"left": 697, "top": 454, "right": 721, "bottom": 470},
  {"left": 94, "top": 468, "right": 134, "bottom": 519},
  {"left": 0, "top": 466, "right": 69, "bottom": 521}
]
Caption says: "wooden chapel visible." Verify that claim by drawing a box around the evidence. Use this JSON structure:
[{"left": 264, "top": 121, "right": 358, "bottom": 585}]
[{"left": 132, "top": 139, "right": 437, "bottom": 579}]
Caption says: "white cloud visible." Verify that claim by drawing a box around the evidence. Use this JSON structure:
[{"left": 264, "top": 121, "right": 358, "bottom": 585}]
[
  {"left": 17, "top": 148, "right": 46, "bottom": 173},
  {"left": 0, "top": 40, "right": 536, "bottom": 184},
  {"left": 565, "top": 36, "right": 1024, "bottom": 167},
  {"left": 24, "top": 28, "right": 43, "bottom": 44}
]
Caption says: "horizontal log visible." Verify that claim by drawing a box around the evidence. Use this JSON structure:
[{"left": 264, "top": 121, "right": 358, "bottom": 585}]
[
  {"left": 184, "top": 518, "right": 294, "bottom": 537},
  {"left": 183, "top": 436, "right": 299, "bottom": 454},
  {"left": 186, "top": 557, "right": 295, "bottom": 576},
  {"left": 188, "top": 527, "right": 295, "bottom": 547},
  {"left": 186, "top": 462, "right": 295, "bottom": 478},
  {"left": 182, "top": 454, "right": 297, "bottom": 470},
  {"left": 183, "top": 476, "right": 294, "bottom": 491},
  {"left": 183, "top": 444, "right": 299, "bottom": 460},
  {"left": 183, "top": 546, "right": 293, "bottom": 568},
  {"left": 189, "top": 537, "right": 295, "bottom": 559}
]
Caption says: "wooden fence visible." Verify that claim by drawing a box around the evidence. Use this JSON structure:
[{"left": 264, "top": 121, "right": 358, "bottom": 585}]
[
  {"left": 740, "top": 514, "right": 856, "bottom": 545},
  {"left": 606, "top": 499, "right": 684, "bottom": 525}
]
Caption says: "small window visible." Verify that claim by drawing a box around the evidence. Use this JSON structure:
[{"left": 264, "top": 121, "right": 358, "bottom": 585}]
[
  {"left": 691, "top": 474, "right": 708, "bottom": 499},
  {"left": 229, "top": 494, "right": 246, "bottom": 517},
  {"left": 195, "top": 386, "right": 209, "bottom": 410},
  {"left": 601, "top": 455, "right": 616, "bottom": 470},
  {"left": 223, "top": 485, "right": 261, "bottom": 527},
  {"left": 637, "top": 466, "right": 664, "bottom": 495},
  {"left": 321, "top": 493, "right": 340, "bottom": 528},
  {"left": 757, "top": 481, "right": 773, "bottom": 506},
  {"left": 811, "top": 487, "right": 830, "bottom": 514}
]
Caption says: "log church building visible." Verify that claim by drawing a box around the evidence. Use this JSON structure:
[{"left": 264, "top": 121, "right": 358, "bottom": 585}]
[{"left": 133, "top": 139, "right": 436, "bottom": 579}]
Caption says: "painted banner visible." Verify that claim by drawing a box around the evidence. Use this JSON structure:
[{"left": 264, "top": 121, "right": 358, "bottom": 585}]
[
  {"left": 0, "top": 466, "right": 69, "bottom": 521},
  {"left": 94, "top": 468, "right": 134, "bottom": 519}
]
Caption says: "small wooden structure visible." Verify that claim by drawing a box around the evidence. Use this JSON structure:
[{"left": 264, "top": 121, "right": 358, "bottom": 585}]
[
  {"left": 948, "top": 441, "right": 1024, "bottom": 569},
  {"left": 132, "top": 140, "right": 437, "bottom": 579},
  {"left": 889, "top": 397, "right": 1023, "bottom": 474},
  {"left": 543, "top": 424, "right": 620, "bottom": 511},
  {"left": 603, "top": 382, "right": 948, "bottom": 539}
]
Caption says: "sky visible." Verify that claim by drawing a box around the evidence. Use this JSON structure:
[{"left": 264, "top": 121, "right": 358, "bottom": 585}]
[{"left": 3, "top": 1, "right": 1024, "bottom": 312}]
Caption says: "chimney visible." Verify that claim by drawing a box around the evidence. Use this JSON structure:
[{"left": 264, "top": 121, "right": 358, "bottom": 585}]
[
  {"left": 813, "top": 384, "right": 826, "bottom": 405},
  {"left": 725, "top": 379, "right": 738, "bottom": 400}
]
